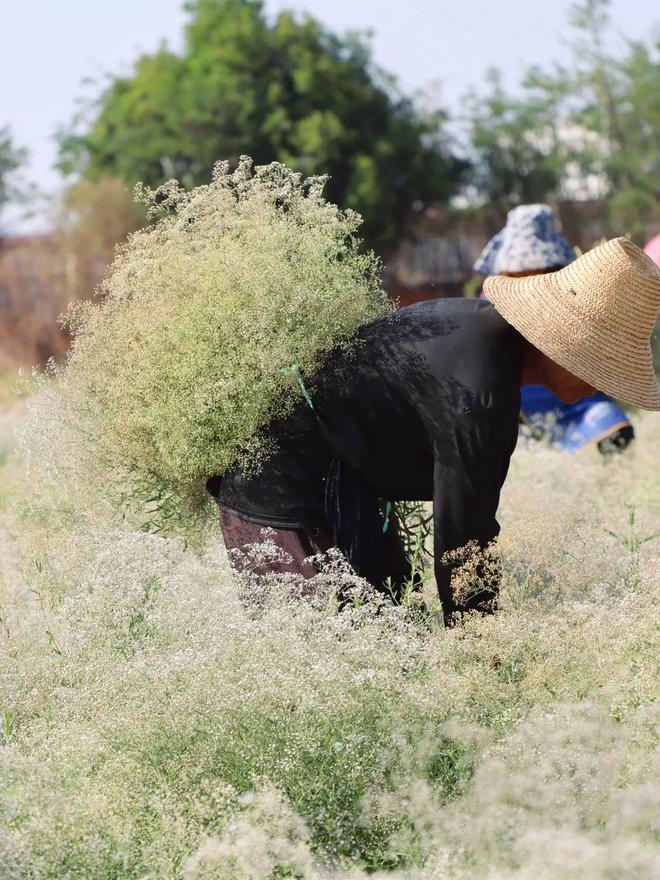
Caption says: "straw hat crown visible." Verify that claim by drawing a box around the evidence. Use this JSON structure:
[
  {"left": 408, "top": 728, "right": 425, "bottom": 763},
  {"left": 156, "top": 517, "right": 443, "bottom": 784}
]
[{"left": 484, "top": 237, "right": 660, "bottom": 410}]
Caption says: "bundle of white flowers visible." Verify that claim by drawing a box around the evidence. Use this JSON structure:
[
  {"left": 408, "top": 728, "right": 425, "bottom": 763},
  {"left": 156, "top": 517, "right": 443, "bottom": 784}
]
[{"left": 19, "top": 157, "right": 391, "bottom": 532}]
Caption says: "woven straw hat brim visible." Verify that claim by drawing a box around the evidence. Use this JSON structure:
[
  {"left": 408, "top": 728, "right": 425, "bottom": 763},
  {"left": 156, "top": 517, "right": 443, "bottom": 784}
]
[{"left": 484, "top": 238, "right": 660, "bottom": 411}]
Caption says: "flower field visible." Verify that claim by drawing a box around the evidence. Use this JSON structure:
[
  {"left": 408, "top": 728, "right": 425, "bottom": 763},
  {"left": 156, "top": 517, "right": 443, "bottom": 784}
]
[{"left": 0, "top": 400, "right": 658, "bottom": 879}]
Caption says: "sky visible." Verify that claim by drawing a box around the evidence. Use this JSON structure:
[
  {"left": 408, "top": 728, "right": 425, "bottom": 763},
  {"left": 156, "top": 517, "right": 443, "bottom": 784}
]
[{"left": 1, "top": 0, "right": 655, "bottom": 232}]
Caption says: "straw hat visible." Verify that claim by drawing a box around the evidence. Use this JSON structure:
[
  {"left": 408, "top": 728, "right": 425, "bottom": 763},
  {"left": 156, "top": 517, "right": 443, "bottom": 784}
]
[{"left": 484, "top": 237, "right": 660, "bottom": 410}]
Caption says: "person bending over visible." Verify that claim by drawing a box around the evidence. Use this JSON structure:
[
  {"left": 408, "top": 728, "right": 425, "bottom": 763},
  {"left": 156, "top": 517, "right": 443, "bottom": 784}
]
[{"left": 208, "top": 238, "right": 660, "bottom": 624}]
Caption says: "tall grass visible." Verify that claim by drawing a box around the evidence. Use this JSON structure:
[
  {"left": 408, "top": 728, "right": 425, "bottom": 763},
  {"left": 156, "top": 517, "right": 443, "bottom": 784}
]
[{"left": 0, "top": 409, "right": 659, "bottom": 878}]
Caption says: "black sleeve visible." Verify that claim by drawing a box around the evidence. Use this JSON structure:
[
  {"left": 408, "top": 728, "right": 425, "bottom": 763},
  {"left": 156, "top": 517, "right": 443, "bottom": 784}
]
[{"left": 432, "top": 413, "right": 514, "bottom": 623}]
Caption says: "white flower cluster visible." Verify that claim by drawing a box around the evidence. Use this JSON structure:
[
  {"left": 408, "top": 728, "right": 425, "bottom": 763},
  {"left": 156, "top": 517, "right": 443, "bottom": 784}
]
[
  {"left": 16, "top": 157, "right": 391, "bottom": 535},
  {"left": 0, "top": 404, "right": 658, "bottom": 877}
]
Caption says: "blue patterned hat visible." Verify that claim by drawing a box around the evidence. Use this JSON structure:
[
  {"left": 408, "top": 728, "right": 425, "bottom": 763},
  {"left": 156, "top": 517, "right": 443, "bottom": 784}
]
[{"left": 474, "top": 204, "right": 575, "bottom": 275}]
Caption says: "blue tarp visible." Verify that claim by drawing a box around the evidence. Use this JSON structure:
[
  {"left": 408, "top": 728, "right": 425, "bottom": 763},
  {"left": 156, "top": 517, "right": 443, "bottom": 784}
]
[{"left": 520, "top": 386, "right": 631, "bottom": 453}]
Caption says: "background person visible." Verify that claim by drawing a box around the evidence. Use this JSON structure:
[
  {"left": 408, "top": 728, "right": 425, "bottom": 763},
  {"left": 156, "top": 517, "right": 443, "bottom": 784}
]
[
  {"left": 643, "top": 233, "right": 660, "bottom": 268},
  {"left": 475, "top": 205, "right": 635, "bottom": 454}
]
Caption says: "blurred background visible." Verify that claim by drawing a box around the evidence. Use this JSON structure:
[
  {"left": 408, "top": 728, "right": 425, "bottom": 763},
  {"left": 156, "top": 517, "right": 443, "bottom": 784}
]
[{"left": 1, "top": 0, "right": 658, "bottom": 375}]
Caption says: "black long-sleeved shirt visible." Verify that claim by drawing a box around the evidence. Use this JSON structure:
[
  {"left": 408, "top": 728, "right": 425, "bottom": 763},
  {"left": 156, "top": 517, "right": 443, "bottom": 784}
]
[{"left": 211, "top": 298, "right": 524, "bottom": 611}]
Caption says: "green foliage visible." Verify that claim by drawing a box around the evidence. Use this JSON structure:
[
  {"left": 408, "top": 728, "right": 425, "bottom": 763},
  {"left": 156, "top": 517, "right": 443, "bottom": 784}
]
[
  {"left": 394, "top": 500, "right": 434, "bottom": 597},
  {"left": 57, "top": 0, "right": 464, "bottom": 254},
  {"left": 603, "top": 504, "right": 659, "bottom": 591},
  {"left": 0, "top": 125, "right": 32, "bottom": 224},
  {"left": 463, "top": 0, "right": 659, "bottom": 237},
  {"left": 549, "top": 0, "right": 659, "bottom": 238},
  {"left": 20, "top": 158, "right": 390, "bottom": 533},
  {"left": 464, "top": 69, "right": 564, "bottom": 213}
]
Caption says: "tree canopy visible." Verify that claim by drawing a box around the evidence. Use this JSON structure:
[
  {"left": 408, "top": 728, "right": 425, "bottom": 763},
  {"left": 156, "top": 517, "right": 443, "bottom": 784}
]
[
  {"left": 58, "top": 0, "right": 464, "bottom": 254},
  {"left": 57, "top": 0, "right": 658, "bottom": 249},
  {"left": 0, "top": 126, "right": 31, "bottom": 229},
  {"left": 463, "top": 0, "right": 659, "bottom": 239}
]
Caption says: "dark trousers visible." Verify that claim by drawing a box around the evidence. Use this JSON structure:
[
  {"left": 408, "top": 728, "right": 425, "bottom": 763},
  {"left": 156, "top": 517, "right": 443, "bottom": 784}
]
[
  {"left": 219, "top": 509, "right": 412, "bottom": 600},
  {"left": 217, "top": 459, "right": 413, "bottom": 598},
  {"left": 219, "top": 508, "right": 333, "bottom": 579}
]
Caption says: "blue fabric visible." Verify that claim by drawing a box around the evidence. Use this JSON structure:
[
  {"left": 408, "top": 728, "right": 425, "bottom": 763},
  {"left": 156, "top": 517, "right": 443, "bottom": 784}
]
[
  {"left": 474, "top": 204, "right": 575, "bottom": 275},
  {"left": 520, "top": 386, "right": 631, "bottom": 452}
]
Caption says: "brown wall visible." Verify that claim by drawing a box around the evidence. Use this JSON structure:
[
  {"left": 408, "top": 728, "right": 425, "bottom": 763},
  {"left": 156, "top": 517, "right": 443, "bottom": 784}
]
[{"left": 383, "top": 199, "right": 617, "bottom": 304}]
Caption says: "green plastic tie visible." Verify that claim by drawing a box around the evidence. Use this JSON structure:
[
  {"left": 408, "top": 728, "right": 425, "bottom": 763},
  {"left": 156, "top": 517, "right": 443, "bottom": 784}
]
[
  {"left": 281, "top": 364, "right": 314, "bottom": 410},
  {"left": 382, "top": 500, "right": 392, "bottom": 534}
]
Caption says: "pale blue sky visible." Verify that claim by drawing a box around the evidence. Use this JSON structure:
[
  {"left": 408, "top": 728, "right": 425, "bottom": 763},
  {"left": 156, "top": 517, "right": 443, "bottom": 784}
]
[{"left": 2, "top": 0, "right": 656, "bottom": 231}]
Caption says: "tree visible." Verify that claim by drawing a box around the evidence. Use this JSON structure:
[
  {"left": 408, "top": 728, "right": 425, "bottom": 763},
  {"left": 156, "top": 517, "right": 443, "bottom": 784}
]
[
  {"left": 462, "top": 0, "right": 659, "bottom": 239},
  {"left": 51, "top": 176, "right": 145, "bottom": 303},
  {"left": 462, "top": 69, "right": 565, "bottom": 216},
  {"left": 564, "top": 0, "right": 659, "bottom": 238},
  {"left": 58, "top": 0, "right": 465, "bottom": 254},
  {"left": 0, "top": 126, "right": 32, "bottom": 230}
]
